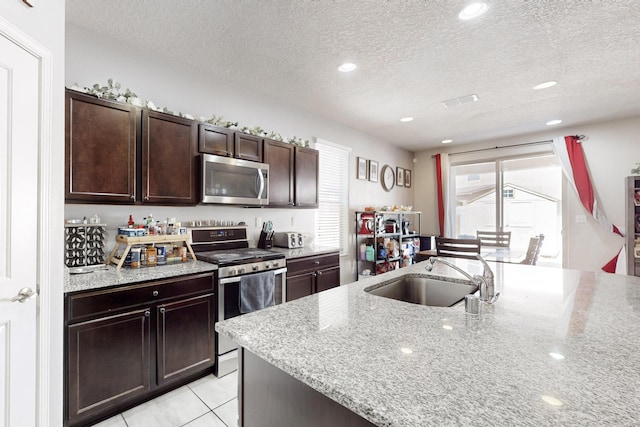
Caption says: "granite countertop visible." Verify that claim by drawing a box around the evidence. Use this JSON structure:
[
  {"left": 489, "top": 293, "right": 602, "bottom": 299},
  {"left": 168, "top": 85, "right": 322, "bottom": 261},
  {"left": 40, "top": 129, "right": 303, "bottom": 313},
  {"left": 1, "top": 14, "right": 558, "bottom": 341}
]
[
  {"left": 216, "top": 259, "right": 640, "bottom": 426},
  {"left": 270, "top": 244, "right": 340, "bottom": 259},
  {"left": 64, "top": 261, "right": 218, "bottom": 294}
]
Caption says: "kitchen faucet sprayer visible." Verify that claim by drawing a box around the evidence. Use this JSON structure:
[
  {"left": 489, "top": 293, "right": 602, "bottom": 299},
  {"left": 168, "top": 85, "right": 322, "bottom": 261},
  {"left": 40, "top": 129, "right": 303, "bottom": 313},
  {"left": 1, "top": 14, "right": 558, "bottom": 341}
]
[{"left": 426, "top": 255, "right": 497, "bottom": 303}]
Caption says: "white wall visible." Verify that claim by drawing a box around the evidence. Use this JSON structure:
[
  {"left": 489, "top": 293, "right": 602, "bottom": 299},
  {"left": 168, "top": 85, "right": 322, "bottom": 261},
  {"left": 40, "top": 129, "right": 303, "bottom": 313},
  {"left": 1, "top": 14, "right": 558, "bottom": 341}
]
[
  {"left": 0, "top": 1, "right": 65, "bottom": 425},
  {"left": 65, "top": 24, "right": 415, "bottom": 284},
  {"left": 414, "top": 115, "right": 639, "bottom": 272}
]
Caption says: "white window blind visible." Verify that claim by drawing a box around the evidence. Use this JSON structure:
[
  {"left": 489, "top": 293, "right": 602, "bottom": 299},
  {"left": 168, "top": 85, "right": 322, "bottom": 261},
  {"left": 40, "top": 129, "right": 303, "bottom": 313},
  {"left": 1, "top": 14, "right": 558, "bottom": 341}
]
[{"left": 315, "top": 139, "right": 350, "bottom": 256}]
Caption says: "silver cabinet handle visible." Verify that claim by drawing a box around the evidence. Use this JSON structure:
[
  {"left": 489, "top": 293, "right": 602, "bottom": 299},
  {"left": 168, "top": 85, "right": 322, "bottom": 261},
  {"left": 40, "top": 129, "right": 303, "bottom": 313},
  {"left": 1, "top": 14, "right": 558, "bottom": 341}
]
[
  {"left": 144, "top": 310, "right": 150, "bottom": 317},
  {"left": 256, "top": 169, "right": 265, "bottom": 199},
  {"left": 160, "top": 307, "right": 166, "bottom": 314},
  {"left": 11, "top": 287, "right": 37, "bottom": 303},
  {"left": 130, "top": 195, "right": 135, "bottom": 202},
  {"left": 152, "top": 290, "right": 159, "bottom": 297}
]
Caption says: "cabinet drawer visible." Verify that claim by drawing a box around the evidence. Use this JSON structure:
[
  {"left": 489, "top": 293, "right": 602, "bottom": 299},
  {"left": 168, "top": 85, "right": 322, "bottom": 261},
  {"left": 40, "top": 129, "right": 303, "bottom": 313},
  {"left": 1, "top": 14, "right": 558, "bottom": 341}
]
[
  {"left": 287, "top": 253, "right": 339, "bottom": 276},
  {"left": 66, "top": 273, "right": 214, "bottom": 322}
]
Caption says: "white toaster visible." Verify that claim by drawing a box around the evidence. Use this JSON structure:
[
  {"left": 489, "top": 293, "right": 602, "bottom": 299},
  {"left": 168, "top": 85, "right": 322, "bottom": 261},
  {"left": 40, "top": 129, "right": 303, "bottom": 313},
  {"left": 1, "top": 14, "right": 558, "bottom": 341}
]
[{"left": 273, "top": 232, "right": 304, "bottom": 248}]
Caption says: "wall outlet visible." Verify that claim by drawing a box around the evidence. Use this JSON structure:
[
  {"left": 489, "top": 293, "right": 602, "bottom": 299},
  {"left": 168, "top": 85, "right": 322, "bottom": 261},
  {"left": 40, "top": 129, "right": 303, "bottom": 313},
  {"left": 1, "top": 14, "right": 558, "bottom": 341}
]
[
  {"left": 575, "top": 214, "right": 587, "bottom": 223},
  {"left": 291, "top": 216, "right": 296, "bottom": 226},
  {"left": 256, "top": 217, "right": 261, "bottom": 227}
]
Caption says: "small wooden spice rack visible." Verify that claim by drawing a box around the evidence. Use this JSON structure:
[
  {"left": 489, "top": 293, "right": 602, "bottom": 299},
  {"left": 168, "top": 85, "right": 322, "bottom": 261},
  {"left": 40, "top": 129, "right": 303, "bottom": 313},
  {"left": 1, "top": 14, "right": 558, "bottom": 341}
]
[{"left": 106, "top": 234, "right": 197, "bottom": 269}]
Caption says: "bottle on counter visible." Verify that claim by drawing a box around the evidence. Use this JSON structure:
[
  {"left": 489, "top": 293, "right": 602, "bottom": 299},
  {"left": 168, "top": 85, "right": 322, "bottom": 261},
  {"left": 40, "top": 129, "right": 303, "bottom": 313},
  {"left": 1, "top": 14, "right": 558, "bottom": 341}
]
[
  {"left": 147, "top": 214, "right": 154, "bottom": 235},
  {"left": 127, "top": 214, "right": 134, "bottom": 228}
]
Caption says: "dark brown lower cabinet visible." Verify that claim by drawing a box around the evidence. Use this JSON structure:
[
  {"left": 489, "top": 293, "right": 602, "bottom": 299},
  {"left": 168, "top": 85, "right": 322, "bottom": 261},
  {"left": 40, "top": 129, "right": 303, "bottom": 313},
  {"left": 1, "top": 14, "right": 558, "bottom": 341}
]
[
  {"left": 65, "top": 273, "right": 215, "bottom": 427},
  {"left": 67, "top": 309, "right": 152, "bottom": 421},
  {"left": 156, "top": 295, "right": 215, "bottom": 384},
  {"left": 286, "top": 252, "right": 340, "bottom": 302}
]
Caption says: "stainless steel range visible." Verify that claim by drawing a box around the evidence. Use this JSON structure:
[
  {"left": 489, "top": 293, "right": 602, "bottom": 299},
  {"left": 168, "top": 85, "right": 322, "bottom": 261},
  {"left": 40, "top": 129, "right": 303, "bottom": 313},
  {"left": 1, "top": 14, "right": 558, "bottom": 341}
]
[{"left": 188, "top": 226, "right": 287, "bottom": 377}]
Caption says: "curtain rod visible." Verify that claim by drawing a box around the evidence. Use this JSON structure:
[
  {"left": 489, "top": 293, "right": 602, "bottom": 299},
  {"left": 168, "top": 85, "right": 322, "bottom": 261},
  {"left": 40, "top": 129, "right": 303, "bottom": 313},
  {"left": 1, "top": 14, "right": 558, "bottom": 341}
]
[{"left": 430, "top": 135, "right": 585, "bottom": 158}]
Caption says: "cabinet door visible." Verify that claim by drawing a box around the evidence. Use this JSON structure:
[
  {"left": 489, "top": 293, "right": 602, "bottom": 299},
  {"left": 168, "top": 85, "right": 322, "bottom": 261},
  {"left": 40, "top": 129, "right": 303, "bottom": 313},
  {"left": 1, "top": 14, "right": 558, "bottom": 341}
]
[
  {"left": 142, "top": 110, "right": 198, "bottom": 204},
  {"left": 156, "top": 294, "right": 215, "bottom": 385},
  {"left": 263, "top": 139, "right": 294, "bottom": 207},
  {"left": 198, "top": 123, "right": 234, "bottom": 156},
  {"left": 67, "top": 308, "right": 151, "bottom": 425},
  {"left": 234, "top": 133, "right": 263, "bottom": 162},
  {"left": 315, "top": 266, "right": 341, "bottom": 293},
  {"left": 294, "top": 146, "right": 319, "bottom": 207},
  {"left": 286, "top": 273, "right": 314, "bottom": 302},
  {"left": 65, "top": 90, "right": 137, "bottom": 203}
]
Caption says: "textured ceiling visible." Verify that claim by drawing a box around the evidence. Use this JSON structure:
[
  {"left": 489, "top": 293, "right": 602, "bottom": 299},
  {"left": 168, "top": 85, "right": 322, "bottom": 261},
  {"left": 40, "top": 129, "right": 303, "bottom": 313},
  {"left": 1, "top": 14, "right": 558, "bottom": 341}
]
[{"left": 66, "top": 0, "right": 640, "bottom": 151}]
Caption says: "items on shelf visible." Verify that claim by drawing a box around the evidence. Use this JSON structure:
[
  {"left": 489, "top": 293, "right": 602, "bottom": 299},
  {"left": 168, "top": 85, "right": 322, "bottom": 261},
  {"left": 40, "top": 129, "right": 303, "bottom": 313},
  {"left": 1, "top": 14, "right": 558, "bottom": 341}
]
[
  {"left": 106, "top": 233, "right": 196, "bottom": 270},
  {"left": 355, "top": 210, "right": 421, "bottom": 280},
  {"left": 627, "top": 177, "right": 640, "bottom": 275}
]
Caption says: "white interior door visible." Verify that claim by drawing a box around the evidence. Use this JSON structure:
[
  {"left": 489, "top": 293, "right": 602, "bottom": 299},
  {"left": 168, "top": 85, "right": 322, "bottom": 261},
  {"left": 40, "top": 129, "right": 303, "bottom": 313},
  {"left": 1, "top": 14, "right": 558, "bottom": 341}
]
[{"left": 0, "top": 33, "right": 39, "bottom": 427}]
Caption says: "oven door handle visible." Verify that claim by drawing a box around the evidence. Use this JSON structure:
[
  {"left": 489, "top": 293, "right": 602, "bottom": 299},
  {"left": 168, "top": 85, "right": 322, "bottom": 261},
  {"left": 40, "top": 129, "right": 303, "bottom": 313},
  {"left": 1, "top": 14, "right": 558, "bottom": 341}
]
[{"left": 218, "top": 267, "right": 287, "bottom": 285}]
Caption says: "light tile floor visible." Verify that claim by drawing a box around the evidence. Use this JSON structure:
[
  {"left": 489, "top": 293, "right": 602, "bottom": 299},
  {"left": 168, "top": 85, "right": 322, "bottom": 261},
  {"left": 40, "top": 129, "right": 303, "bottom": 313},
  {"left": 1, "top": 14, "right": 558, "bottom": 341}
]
[{"left": 91, "top": 372, "right": 238, "bottom": 427}]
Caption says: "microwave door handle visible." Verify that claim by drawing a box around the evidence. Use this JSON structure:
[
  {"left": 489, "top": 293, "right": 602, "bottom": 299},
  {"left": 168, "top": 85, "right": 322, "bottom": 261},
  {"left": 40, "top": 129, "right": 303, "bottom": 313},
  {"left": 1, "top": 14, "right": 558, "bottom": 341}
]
[{"left": 256, "top": 169, "right": 265, "bottom": 199}]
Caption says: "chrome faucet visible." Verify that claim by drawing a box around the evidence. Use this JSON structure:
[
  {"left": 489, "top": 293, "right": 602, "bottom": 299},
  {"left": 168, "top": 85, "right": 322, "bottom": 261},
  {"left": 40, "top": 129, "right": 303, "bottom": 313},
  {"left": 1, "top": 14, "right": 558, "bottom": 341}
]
[{"left": 425, "top": 255, "right": 497, "bottom": 302}]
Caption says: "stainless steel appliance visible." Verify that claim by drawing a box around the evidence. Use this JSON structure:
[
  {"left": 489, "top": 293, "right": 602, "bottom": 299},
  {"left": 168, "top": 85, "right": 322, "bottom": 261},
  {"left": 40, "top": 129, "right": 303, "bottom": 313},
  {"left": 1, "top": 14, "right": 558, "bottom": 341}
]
[
  {"left": 189, "top": 226, "right": 286, "bottom": 377},
  {"left": 273, "top": 231, "right": 304, "bottom": 248},
  {"left": 201, "top": 154, "right": 269, "bottom": 206}
]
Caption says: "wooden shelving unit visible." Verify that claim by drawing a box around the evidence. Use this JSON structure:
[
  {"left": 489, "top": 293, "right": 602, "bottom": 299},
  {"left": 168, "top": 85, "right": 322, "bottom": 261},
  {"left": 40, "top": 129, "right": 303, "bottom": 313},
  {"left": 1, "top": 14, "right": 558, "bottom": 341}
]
[
  {"left": 106, "top": 234, "right": 197, "bottom": 269},
  {"left": 627, "top": 176, "right": 640, "bottom": 277}
]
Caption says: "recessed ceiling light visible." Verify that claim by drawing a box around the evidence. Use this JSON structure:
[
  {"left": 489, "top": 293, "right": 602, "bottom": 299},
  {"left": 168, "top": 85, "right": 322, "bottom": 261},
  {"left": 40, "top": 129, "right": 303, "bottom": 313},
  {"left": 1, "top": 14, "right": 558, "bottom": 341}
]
[
  {"left": 533, "top": 81, "right": 558, "bottom": 90},
  {"left": 549, "top": 352, "right": 565, "bottom": 360},
  {"left": 400, "top": 117, "right": 414, "bottom": 122},
  {"left": 541, "top": 395, "right": 563, "bottom": 407},
  {"left": 337, "top": 63, "right": 357, "bottom": 73},
  {"left": 458, "top": 2, "right": 489, "bottom": 20},
  {"left": 400, "top": 347, "right": 413, "bottom": 354},
  {"left": 442, "top": 325, "right": 453, "bottom": 330},
  {"left": 442, "top": 139, "right": 453, "bottom": 144},
  {"left": 546, "top": 119, "right": 563, "bottom": 126}
]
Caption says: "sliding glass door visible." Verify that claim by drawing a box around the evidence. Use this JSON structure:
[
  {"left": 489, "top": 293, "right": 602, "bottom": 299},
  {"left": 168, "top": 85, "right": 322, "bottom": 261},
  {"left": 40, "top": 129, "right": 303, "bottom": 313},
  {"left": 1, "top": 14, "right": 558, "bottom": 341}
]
[{"left": 451, "top": 153, "right": 562, "bottom": 266}]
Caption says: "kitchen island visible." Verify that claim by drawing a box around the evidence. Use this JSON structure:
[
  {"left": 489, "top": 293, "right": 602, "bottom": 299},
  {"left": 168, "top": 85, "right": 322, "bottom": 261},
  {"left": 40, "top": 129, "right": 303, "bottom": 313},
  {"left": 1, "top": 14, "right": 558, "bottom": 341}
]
[{"left": 216, "top": 259, "right": 640, "bottom": 426}]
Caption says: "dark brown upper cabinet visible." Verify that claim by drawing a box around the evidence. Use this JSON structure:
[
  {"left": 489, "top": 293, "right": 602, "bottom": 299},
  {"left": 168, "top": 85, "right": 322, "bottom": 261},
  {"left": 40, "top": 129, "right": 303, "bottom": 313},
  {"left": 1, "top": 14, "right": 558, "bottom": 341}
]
[
  {"left": 197, "top": 123, "right": 234, "bottom": 157},
  {"left": 65, "top": 90, "right": 137, "bottom": 203},
  {"left": 141, "top": 110, "right": 198, "bottom": 204},
  {"left": 234, "top": 132, "right": 263, "bottom": 162},
  {"left": 263, "top": 139, "right": 318, "bottom": 208},
  {"left": 65, "top": 89, "right": 199, "bottom": 205},
  {"left": 263, "top": 139, "right": 295, "bottom": 207},
  {"left": 198, "top": 123, "right": 263, "bottom": 162},
  {"left": 293, "top": 146, "right": 319, "bottom": 208}
]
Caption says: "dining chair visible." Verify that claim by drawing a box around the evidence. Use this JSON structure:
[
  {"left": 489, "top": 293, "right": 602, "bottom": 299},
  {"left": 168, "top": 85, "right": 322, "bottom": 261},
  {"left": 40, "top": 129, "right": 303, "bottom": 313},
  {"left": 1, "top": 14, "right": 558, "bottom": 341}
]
[
  {"left": 520, "top": 234, "right": 545, "bottom": 265},
  {"left": 435, "top": 237, "right": 482, "bottom": 260},
  {"left": 476, "top": 230, "right": 511, "bottom": 247}
]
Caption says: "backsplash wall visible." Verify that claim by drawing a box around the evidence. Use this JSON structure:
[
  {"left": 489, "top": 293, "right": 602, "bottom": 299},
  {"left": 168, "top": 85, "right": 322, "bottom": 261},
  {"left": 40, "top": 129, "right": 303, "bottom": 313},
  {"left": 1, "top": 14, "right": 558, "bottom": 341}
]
[{"left": 65, "top": 204, "right": 317, "bottom": 257}]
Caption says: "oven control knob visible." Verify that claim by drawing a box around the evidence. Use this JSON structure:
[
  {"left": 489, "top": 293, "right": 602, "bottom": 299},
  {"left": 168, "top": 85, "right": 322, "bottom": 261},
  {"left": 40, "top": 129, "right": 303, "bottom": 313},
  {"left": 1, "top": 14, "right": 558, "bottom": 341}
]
[
  {"left": 229, "top": 269, "right": 237, "bottom": 276},
  {"left": 238, "top": 267, "right": 245, "bottom": 274},
  {"left": 265, "top": 262, "right": 272, "bottom": 268},
  {"left": 252, "top": 265, "right": 259, "bottom": 271}
]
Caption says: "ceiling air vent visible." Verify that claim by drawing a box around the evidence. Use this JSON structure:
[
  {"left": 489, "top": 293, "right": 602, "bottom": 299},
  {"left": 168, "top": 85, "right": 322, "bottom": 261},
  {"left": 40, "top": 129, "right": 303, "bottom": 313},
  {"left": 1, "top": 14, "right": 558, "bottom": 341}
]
[{"left": 441, "top": 94, "right": 479, "bottom": 108}]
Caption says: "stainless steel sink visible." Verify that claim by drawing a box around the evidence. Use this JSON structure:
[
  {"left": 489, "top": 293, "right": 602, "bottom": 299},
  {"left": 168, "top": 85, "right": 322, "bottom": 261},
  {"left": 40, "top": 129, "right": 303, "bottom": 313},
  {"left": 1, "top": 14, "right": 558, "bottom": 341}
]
[{"left": 365, "top": 274, "right": 478, "bottom": 307}]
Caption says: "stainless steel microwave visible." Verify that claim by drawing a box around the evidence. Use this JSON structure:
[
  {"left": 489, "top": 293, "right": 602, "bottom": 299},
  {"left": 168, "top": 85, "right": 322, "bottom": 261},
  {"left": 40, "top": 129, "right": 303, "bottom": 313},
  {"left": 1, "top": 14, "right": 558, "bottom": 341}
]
[{"left": 201, "top": 154, "right": 269, "bottom": 206}]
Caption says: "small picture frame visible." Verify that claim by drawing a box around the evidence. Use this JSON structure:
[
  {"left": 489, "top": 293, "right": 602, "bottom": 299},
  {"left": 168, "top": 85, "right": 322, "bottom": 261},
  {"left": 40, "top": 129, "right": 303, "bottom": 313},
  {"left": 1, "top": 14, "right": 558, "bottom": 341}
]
[
  {"left": 635, "top": 246, "right": 640, "bottom": 259},
  {"left": 404, "top": 170, "right": 412, "bottom": 188},
  {"left": 396, "top": 167, "right": 404, "bottom": 187},
  {"left": 634, "top": 189, "right": 640, "bottom": 206},
  {"left": 357, "top": 157, "right": 368, "bottom": 180},
  {"left": 369, "top": 161, "right": 379, "bottom": 182}
]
